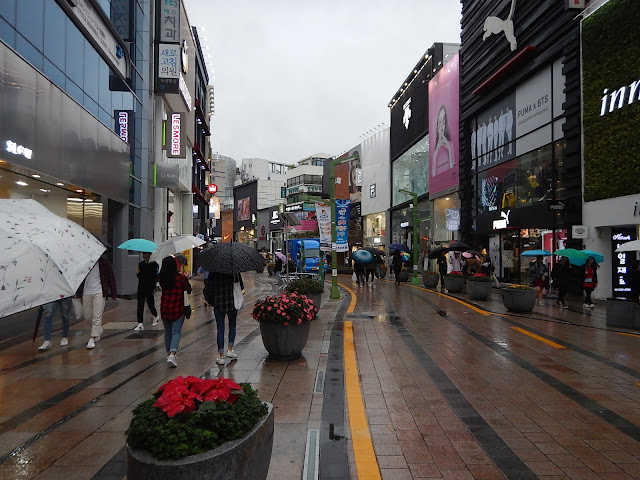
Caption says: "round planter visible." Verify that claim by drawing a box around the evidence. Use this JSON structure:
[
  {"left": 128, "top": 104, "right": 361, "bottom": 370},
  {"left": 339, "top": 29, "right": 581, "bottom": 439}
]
[
  {"left": 501, "top": 288, "right": 536, "bottom": 312},
  {"left": 444, "top": 276, "right": 465, "bottom": 293},
  {"left": 127, "top": 403, "right": 274, "bottom": 480},
  {"left": 467, "top": 280, "right": 492, "bottom": 300},
  {"left": 397, "top": 271, "right": 410, "bottom": 282},
  {"left": 267, "top": 266, "right": 275, "bottom": 276},
  {"left": 260, "top": 320, "right": 311, "bottom": 360},
  {"left": 379, "top": 268, "right": 387, "bottom": 279},
  {"left": 306, "top": 293, "right": 322, "bottom": 311},
  {"left": 423, "top": 273, "right": 439, "bottom": 289}
]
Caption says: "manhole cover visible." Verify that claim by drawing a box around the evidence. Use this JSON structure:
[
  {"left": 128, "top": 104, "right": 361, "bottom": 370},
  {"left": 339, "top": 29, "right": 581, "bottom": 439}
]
[{"left": 124, "top": 331, "right": 164, "bottom": 339}]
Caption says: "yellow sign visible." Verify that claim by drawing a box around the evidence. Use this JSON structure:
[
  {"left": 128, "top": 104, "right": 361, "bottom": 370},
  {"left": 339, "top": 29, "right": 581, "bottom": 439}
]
[{"left": 181, "top": 248, "right": 193, "bottom": 277}]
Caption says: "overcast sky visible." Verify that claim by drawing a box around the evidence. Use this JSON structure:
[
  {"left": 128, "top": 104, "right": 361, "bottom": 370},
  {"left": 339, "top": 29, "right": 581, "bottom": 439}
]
[{"left": 184, "top": 1, "right": 461, "bottom": 165}]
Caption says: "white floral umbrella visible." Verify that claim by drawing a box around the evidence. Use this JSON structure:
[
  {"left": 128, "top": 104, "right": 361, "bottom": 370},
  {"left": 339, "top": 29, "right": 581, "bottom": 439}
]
[
  {"left": 150, "top": 235, "right": 207, "bottom": 263},
  {"left": 0, "top": 199, "right": 105, "bottom": 318}
]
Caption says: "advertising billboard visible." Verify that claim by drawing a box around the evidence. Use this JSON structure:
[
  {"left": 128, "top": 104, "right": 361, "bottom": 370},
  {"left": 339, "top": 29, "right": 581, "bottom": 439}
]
[
  {"left": 429, "top": 52, "right": 460, "bottom": 197},
  {"left": 236, "top": 197, "right": 251, "bottom": 221}
]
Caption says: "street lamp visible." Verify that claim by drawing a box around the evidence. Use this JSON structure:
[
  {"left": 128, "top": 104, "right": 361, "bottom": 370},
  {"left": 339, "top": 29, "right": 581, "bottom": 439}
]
[{"left": 399, "top": 188, "right": 420, "bottom": 285}]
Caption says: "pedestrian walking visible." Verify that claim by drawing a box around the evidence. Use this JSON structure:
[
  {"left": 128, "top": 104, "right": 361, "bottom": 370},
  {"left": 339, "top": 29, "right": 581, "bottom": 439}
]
[
  {"left": 437, "top": 251, "right": 448, "bottom": 290},
  {"left": 76, "top": 253, "right": 117, "bottom": 349},
  {"left": 353, "top": 259, "right": 366, "bottom": 286},
  {"left": 630, "top": 260, "right": 640, "bottom": 301},
  {"left": 551, "top": 256, "right": 571, "bottom": 309},
  {"left": 274, "top": 255, "right": 283, "bottom": 282},
  {"left": 134, "top": 252, "right": 159, "bottom": 331},
  {"left": 391, "top": 250, "right": 403, "bottom": 286},
  {"left": 158, "top": 256, "right": 192, "bottom": 367},
  {"left": 450, "top": 251, "right": 462, "bottom": 272},
  {"left": 582, "top": 256, "right": 598, "bottom": 309},
  {"left": 37, "top": 297, "right": 73, "bottom": 350},
  {"left": 204, "top": 272, "right": 244, "bottom": 365},
  {"left": 530, "top": 255, "right": 548, "bottom": 306},
  {"left": 197, "top": 265, "right": 210, "bottom": 306},
  {"left": 365, "top": 265, "right": 376, "bottom": 283}
]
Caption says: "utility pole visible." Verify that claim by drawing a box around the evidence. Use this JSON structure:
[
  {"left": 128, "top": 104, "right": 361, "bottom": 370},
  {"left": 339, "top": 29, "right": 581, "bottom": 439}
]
[{"left": 399, "top": 189, "right": 419, "bottom": 285}]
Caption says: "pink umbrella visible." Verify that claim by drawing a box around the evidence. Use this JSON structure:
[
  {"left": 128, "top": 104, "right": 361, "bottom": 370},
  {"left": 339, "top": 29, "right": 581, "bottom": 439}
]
[
  {"left": 275, "top": 252, "right": 286, "bottom": 262},
  {"left": 462, "top": 252, "right": 474, "bottom": 258}
]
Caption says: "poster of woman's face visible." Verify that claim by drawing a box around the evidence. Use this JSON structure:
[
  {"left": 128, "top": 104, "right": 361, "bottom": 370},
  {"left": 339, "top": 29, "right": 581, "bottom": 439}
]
[
  {"left": 349, "top": 152, "right": 362, "bottom": 202},
  {"left": 236, "top": 197, "right": 251, "bottom": 221},
  {"left": 428, "top": 52, "right": 460, "bottom": 197}
]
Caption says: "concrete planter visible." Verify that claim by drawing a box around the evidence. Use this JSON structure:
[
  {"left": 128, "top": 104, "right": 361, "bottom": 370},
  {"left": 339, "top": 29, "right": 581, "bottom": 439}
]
[
  {"left": 306, "top": 293, "right": 322, "bottom": 311},
  {"left": 467, "top": 280, "right": 492, "bottom": 300},
  {"left": 606, "top": 298, "right": 636, "bottom": 328},
  {"left": 260, "top": 320, "right": 311, "bottom": 360},
  {"left": 423, "top": 273, "right": 439, "bottom": 289},
  {"left": 127, "top": 403, "right": 274, "bottom": 480},
  {"left": 397, "top": 271, "right": 410, "bottom": 282},
  {"left": 444, "top": 276, "right": 465, "bottom": 293},
  {"left": 501, "top": 288, "right": 536, "bottom": 313}
]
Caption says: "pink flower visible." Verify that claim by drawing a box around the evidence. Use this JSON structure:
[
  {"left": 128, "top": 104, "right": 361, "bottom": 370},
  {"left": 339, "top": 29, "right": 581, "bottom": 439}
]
[
  {"left": 284, "top": 322, "right": 288, "bottom": 326},
  {"left": 268, "top": 306, "right": 272, "bottom": 311}
]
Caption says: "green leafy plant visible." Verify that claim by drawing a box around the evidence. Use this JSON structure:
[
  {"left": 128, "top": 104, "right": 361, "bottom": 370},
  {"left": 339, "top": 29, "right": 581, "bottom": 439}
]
[
  {"left": 508, "top": 284, "right": 533, "bottom": 290},
  {"left": 468, "top": 273, "right": 491, "bottom": 282},
  {"left": 445, "top": 271, "right": 464, "bottom": 278},
  {"left": 285, "top": 277, "right": 324, "bottom": 295},
  {"left": 126, "top": 377, "right": 268, "bottom": 460},
  {"left": 252, "top": 292, "right": 318, "bottom": 325}
]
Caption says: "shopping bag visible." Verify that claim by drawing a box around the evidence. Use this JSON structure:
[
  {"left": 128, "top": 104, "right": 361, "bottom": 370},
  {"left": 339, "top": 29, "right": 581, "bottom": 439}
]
[
  {"left": 233, "top": 282, "right": 244, "bottom": 310},
  {"left": 72, "top": 298, "right": 83, "bottom": 320},
  {"left": 184, "top": 291, "right": 192, "bottom": 319}
]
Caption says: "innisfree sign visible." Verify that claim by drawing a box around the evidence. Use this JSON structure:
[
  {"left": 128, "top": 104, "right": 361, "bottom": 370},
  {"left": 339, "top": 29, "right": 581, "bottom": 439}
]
[{"left": 600, "top": 77, "right": 640, "bottom": 116}]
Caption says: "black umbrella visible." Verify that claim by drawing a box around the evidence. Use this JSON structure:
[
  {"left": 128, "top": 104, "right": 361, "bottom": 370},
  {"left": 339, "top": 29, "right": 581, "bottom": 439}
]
[
  {"left": 447, "top": 241, "right": 471, "bottom": 252},
  {"left": 363, "top": 247, "right": 385, "bottom": 257},
  {"left": 198, "top": 243, "right": 265, "bottom": 274},
  {"left": 428, "top": 246, "right": 449, "bottom": 259}
]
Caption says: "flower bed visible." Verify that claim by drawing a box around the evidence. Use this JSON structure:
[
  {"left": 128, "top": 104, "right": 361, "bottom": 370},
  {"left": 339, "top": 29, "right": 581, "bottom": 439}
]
[
  {"left": 467, "top": 274, "right": 492, "bottom": 300},
  {"left": 501, "top": 285, "right": 536, "bottom": 312},
  {"left": 444, "top": 271, "right": 464, "bottom": 293}
]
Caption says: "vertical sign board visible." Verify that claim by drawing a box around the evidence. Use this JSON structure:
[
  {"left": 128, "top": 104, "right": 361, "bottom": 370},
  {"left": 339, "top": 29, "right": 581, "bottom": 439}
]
[
  {"left": 166, "top": 112, "right": 186, "bottom": 158},
  {"left": 157, "top": 0, "right": 181, "bottom": 42},
  {"left": 612, "top": 229, "right": 636, "bottom": 298},
  {"left": 334, "top": 199, "right": 351, "bottom": 252},
  {"left": 114, "top": 110, "right": 133, "bottom": 144},
  {"left": 316, "top": 202, "right": 332, "bottom": 252},
  {"left": 156, "top": 44, "right": 180, "bottom": 93}
]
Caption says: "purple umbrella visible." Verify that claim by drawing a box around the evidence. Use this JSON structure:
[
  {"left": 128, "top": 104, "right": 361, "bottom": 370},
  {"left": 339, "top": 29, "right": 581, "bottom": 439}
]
[{"left": 275, "top": 252, "right": 286, "bottom": 262}]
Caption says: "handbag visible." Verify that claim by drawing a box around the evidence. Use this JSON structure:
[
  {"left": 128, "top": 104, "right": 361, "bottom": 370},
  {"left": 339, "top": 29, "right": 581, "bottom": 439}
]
[
  {"left": 72, "top": 298, "right": 83, "bottom": 320},
  {"left": 233, "top": 282, "right": 244, "bottom": 310},
  {"left": 184, "top": 290, "right": 192, "bottom": 319}
]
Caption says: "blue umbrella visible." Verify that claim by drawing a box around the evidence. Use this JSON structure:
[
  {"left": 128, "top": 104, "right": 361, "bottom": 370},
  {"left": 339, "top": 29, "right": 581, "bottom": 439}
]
[
  {"left": 352, "top": 249, "right": 374, "bottom": 264},
  {"left": 118, "top": 238, "right": 158, "bottom": 253},
  {"left": 520, "top": 250, "right": 551, "bottom": 257},
  {"left": 582, "top": 250, "right": 604, "bottom": 264},
  {"left": 388, "top": 243, "right": 410, "bottom": 253}
]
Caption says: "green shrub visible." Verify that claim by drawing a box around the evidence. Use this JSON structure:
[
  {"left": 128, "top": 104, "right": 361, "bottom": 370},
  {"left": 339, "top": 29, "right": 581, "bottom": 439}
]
[
  {"left": 468, "top": 273, "right": 491, "bottom": 282},
  {"left": 285, "top": 278, "right": 324, "bottom": 295}
]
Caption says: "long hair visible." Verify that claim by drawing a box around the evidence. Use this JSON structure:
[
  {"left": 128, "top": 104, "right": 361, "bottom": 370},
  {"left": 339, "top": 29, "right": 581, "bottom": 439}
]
[
  {"left": 437, "top": 105, "right": 451, "bottom": 143},
  {"left": 158, "top": 256, "right": 178, "bottom": 289}
]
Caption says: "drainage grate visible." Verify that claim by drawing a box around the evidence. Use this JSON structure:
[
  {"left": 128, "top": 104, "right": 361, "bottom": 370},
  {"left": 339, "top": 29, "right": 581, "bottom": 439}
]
[
  {"left": 303, "top": 429, "right": 320, "bottom": 480},
  {"left": 314, "top": 370, "right": 325, "bottom": 394},
  {"left": 124, "top": 331, "right": 164, "bottom": 339},
  {"left": 320, "top": 341, "right": 330, "bottom": 354}
]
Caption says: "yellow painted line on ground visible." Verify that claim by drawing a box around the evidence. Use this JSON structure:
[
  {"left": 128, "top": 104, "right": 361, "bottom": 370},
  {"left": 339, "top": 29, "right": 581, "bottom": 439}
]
[
  {"left": 337, "top": 282, "right": 357, "bottom": 313},
  {"left": 618, "top": 332, "right": 640, "bottom": 338},
  {"left": 343, "top": 320, "right": 381, "bottom": 480},
  {"left": 511, "top": 327, "right": 566, "bottom": 348},
  {"left": 407, "top": 284, "right": 491, "bottom": 316}
]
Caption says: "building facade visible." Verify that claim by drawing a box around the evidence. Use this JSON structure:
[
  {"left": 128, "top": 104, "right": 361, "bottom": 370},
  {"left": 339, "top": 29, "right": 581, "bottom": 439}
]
[{"left": 360, "top": 129, "right": 390, "bottom": 250}]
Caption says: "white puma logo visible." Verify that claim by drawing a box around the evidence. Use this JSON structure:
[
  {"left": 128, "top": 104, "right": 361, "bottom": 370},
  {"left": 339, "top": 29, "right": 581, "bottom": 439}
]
[
  {"left": 501, "top": 210, "right": 510, "bottom": 223},
  {"left": 483, "top": 0, "right": 518, "bottom": 52}
]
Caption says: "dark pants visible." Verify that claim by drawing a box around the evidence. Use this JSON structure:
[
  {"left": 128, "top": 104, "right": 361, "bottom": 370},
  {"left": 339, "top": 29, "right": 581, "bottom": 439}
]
[
  {"left": 557, "top": 285, "right": 568, "bottom": 305},
  {"left": 366, "top": 270, "right": 375, "bottom": 282},
  {"left": 214, "top": 308, "right": 238, "bottom": 353},
  {"left": 393, "top": 267, "right": 402, "bottom": 284},
  {"left": 584, "top": 288, "right": 594, "bottom": 305},
  {"left": 137, "top": 291, "right": 157, "bottom": 323},
  {"left": 439, "top": 270, "right": 447, "bottom": 287}
]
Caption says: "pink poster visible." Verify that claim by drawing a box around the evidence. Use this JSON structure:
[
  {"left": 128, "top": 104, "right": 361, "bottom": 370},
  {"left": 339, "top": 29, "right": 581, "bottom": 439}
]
[{"left": 429, "top": 52, "right": 460, "bottom": 197}]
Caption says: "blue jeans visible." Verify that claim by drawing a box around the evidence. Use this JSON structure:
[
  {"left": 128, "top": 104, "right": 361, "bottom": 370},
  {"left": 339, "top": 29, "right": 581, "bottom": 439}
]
[
  {"left": 162, "top": 316, "right": 185, "bottom": 354},
  {"left": 214, "top": 308, "right": 237, "bottom": 354},
  {"left": 43, "top": 298, "right": 72, "bottom": 341}
]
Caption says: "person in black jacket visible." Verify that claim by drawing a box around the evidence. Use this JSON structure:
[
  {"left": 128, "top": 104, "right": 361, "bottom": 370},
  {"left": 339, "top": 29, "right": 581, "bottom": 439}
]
[
  {"left": 630, "top": 260, "right": 640, "bottom": 301},
  {"left": 551, "top": 256, "right": 571, "bottom": 309},
  {"left": 134, "top": 252, "right": 159, "bottom": 331},
  {"left": 437, "top": 251, "right": 448, "bottom": 290},
  {"left": 204, "top": 272, "right": 244, "bottom": 365},
  {"left": 391, "top": 250, "right": 403, "bottom": 286}
]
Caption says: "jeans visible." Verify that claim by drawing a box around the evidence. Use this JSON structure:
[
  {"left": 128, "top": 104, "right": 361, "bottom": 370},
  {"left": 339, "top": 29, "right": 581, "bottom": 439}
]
[
  {"left": 214, "top": 308, "right": 237, "bottom": 353},
  {"left": 162, "top": 316, "right": 185, "bottom": 354},
  {"left": 136, "top": 291, "right": 157, "bottom": 323},
  {"left": 43, "top": 298, "right": 72, "bottom": 341}
]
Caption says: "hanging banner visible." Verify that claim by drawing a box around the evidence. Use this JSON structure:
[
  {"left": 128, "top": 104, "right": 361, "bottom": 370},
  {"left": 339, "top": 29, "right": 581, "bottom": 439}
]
[
  {"left": 334, "top": 199, "right": 351, "bottom": 252},
  {"left": 316, "top": 202, "right": 332, "bottom": 252}
]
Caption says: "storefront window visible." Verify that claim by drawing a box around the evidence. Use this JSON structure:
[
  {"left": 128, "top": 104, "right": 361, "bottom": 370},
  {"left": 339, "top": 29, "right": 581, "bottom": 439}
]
[
  {"left": 555, "top": 141, "right": 566, "bottom": 201},
  {"left": 364, "top": 212, "right": 386, "bottom": 248},
  {"left": 392, "top": 135, "right": 429, "bottom": 206},
  {"left": 433, "top": 195, "right": 459, "bottom": 244},
  {"left": 390, "top": 201, "right": 431, "bottom": 248}
]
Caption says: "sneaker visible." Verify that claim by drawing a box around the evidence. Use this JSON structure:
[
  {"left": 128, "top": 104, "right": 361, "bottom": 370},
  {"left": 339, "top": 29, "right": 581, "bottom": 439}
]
[
  {"left": 60, "top": 338, "right": 68, "bottom": 346},
  {"left": 38, "top": 341, "right": 52, "bottom": 351},
  {"left": 167, "top": 354, "right": 177, "bottom": 367},
  {"left": 583, "top": 304, "right": 589, "bottom": 309},
  {"left": 216, "top": 357, "right": 225, "bottom": 365},
  {"left": 590, "top": 304, "right": 595, "bottom": 309},
  {"left": 134, "top": 323, "right": 144, "bottom": 332},
  {"left": 225, "top": 350, "right": 238, "bottom": 359},
  {"left": 538, "top": 302, "right": 544, "bottom": 306},
  {"left": 87, "top": 338, "right": 95, "bottom": 349},
  {"left": 152, "top": 317, "right": 159, "bottom": 326},
  {"left": 555, "top": 300, "right": 561, "bottom": 307},
  {"left": 94, "top": 336, "right": 100, "bottom": 343},
  {"left": 562, "top": 305, "right": 569, "bottom": 309}
]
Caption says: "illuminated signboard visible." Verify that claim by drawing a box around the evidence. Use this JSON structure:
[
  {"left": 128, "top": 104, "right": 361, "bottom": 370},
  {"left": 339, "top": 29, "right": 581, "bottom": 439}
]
[
  {"left": 166, "top": 112, "right": 186, "bottom": 158},
  {"left": 208, "top": 183, "right": 218, "bottom": 194},
  {"left": 114, "top": 110, "right": 133, "bottom": 144},
  {"left": 5, "top": 140, "right": 32, "bottom": 160},
  {"left": 179, "top": 72, "right": 192, "bottom": 110},
  {"left": 612, "top": 229, "right": 636, "bottom": 297}
]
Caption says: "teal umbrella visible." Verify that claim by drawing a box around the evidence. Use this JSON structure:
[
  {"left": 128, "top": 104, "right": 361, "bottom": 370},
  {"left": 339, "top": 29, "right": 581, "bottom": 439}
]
[
  {"left": 553, "top": 248, "right": 589, "bottom": 266},
  {"left": 521, "top": 250, "right": 551, "bottom": 257},
  {"left": 582, "top": 250, "right": 604, "bottom": 264},
  {"left": 118, "top": 238, "right": 158, "bottom": 253}
]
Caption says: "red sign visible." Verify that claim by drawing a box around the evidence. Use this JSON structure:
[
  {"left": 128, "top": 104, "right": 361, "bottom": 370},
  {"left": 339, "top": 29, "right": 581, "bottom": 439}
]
[{"left": 208, "top": 183, "right": 218, "bottom": 194}]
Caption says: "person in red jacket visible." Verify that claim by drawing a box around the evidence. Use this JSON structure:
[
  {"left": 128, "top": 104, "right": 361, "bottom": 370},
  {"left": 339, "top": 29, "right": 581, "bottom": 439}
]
[
  {"left": 158, "top": 255, "right": 192, "bottom": 367},
  {"left": 583, "top": 256, "right": 598, "bottom": 309},
  {"left": 76, "top": 253, "right": 117, "bottom": 349}
]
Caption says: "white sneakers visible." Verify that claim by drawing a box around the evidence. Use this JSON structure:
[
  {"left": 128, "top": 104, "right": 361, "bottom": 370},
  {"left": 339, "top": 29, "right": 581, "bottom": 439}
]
[
  {"left": 167, "top": 354, "right": 177, "bottom": 367},
  {"left": 38, "top": 341, "right": 52, "bottom": 351},
  {"left": 87, "top": 338, "right": 95, "bottom": 349},
  {"left": 134, "top": 323, "right": 144, "bottom": 331},
  {"left": 152, "top": 316, "right": 159, "bottom": 326},
  {"left": 225, "top": 350, "right": 238, "bottom": 359},
  {"left": 60, "top": 338, "right": 68, "bottom": 346},
  {"left": 216, "top": 357, "right": 225, "bottom": 365}
]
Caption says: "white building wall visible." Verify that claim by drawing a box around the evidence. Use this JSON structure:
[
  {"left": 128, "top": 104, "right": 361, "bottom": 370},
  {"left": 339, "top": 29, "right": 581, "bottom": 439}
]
[
  {"left": 361, "top": 128, "right": 391, "bottom": 216},
  {"left": 257, "top": 179, "right": 286, "bottom": 210}
]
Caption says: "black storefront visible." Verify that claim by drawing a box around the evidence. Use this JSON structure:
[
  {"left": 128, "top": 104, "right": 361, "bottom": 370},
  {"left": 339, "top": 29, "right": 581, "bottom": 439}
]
[
  {"left": 233, "top": 180, "right": 258, "bottom": 245},
  {"left": 459, "top": 1, "right": 583, "bottom": 283}
]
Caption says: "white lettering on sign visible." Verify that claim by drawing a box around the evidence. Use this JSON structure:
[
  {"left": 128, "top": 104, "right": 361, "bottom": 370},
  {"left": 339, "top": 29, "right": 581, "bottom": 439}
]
[
  {"left": 179, "top": 73, "right": 192, "bottom": 110},
  {"left": 600, "top": 79, "right": 640, "bottom": 116},
  {"left": 613, "top": 233, "right": 632, "bottom": 241},
  {"left": 170, "top": 113, "right": 181, "bottom": 156},
  {"left": 400, "top": 221, "right": 409, "bottom": 228},
  {"left": 117, "top": 111, "right": 129, "bottom": 143},
  {"left": 493, "top": 210, "right": 511, "bottom": 230},
  {"left": 402, "top": 98, "right": 412, "bottom": 129},
  {"left": 6, "top": 140, "right": 32, "bottom": 160}
]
